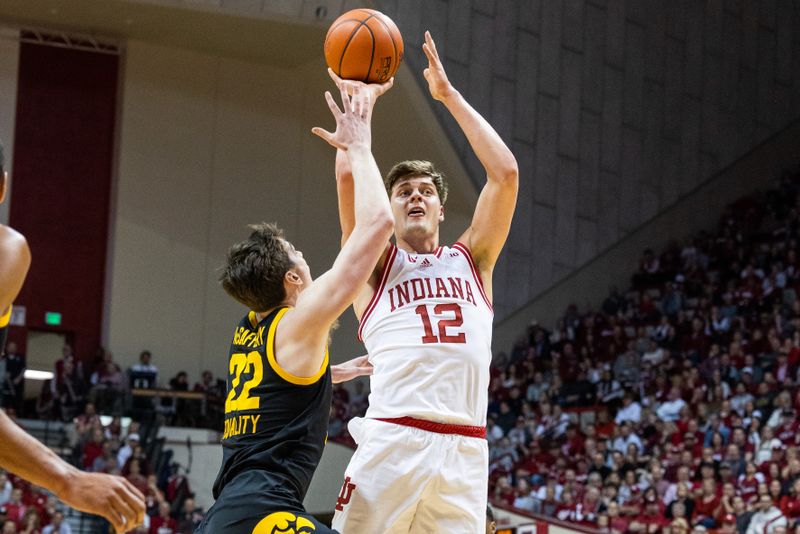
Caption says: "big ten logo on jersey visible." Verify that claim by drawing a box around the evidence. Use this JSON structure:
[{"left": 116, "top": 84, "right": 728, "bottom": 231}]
[
  {"left": 252, "top": 511, "right": 316, "bottom": 534},
  {"left": 335, "top": 476, "right": 356, "bottom": 511}
]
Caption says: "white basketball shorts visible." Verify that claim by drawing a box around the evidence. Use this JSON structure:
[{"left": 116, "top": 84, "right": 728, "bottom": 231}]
[{"left": 331, "top": 417, "right": 489, "bottom": 534}]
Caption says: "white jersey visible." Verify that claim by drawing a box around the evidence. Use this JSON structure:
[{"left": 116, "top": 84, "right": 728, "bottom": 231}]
[{"left": 358, "top": 242, "right": 493, "bottom": 426}]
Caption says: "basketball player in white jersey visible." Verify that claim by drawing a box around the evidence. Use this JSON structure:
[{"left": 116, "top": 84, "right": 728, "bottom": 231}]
[{"left": 328, "top": 31, "right": 518, "bottom": 533}]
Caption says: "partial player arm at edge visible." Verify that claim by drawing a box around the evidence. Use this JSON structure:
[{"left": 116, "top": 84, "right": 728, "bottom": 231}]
[
  {"left": 0, "top": 225, "right": 31, "bottom": 315},
  {"left": 0, "top": 410, "right": 145, "bottom": 532}
]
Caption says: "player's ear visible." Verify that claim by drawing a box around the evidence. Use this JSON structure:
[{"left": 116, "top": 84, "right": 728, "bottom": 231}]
[
  {"left": 285, "top": 270, "right": 303, "bottom": 286},
  {"left": 0, "top": 172, "right": 6, "bottom": 205},
  {"left": 439, "top": 205, "right": 444, "bottom": 222}
]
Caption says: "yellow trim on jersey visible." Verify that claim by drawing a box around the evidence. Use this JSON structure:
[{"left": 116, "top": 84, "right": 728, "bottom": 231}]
[
  {"left": 266, "top": 307, "right": 329, "bottom": 386},
  {"left": 247, "top": 311, "right": 258, "bottom": 329},
  {"left": 0, "top": 306, "right": 11, "bottom": 328}
]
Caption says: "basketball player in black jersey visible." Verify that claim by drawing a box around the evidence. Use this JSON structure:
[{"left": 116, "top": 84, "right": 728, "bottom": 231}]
[
  {"left": 196, "top": 82, "right": 394, "bottom": 533},
  {"left": 0, "top": 141, "right": 145, "bottom": 532}
]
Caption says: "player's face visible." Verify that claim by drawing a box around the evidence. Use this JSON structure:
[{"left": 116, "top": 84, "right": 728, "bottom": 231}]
[{"left": 390, "top": 176, "right": 443, "bottom": 239}]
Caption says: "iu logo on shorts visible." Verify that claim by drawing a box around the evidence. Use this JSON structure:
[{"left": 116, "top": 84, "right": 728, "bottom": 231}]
[{"left": 335, "top": 476, "right": 356, "bottom": 511}]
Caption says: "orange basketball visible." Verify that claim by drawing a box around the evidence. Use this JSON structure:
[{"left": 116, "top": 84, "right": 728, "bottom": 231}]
[{"left": 324, "top": 8, "right": 404, "bottom": 84}]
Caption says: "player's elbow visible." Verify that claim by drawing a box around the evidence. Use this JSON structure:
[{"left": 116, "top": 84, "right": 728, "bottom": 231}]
[
  {"left": 489, "top": 156, "right": 519, "bottom": 187},
  {"left": 498, "top": 157, "right": 519, "bottom": 184}
]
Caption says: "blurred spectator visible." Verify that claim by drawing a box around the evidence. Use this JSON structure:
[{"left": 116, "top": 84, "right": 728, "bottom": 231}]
[
  {"left": 0, "top": 471, "right": 10, "bottom": 506},
  {"left": 34, "top": 382, "right": 53, "bottom": 421},
  {"left": 81, "top": 428, "right": 106, "bottom": 470},
  {"left": 125, "top": 459, "right": 148, "bottom": 497},
  {"left": 192, "top": 371, "right": 220, "bottom": 396},
  {"left": 41, "top": 511, "right": 70, "bottom": 534},
  {"left": 19, "top": 508, "right": 40, "bottom": 534},
  {"left": 148, "top": 502, "right": 176, "bottom": 534},
  {"left": 89, "top": 351, "right": 125, "bottom": 414},
  {"left": 176, "top": 497, "right": 202, "bottom": 534},
  {"left": 53, "top": 346, "right": 83, "bottom": 394},
  {"left": 117, "top": 432, "right": 140, "bottom": 470},
  {"left": 163, "top": 372, "right": 189, "bottom": 425},
  {"left": 129, "top": 351, "right": 158, "bottom": 389},
  {"left": 72, "top": 403, "right": 99, "bottom": 446},
  {"left": 4, "top": 489, "right": 24, "bottom": 525},
  {"left": 1, "top": 342, "right": 25, "bottom": 413},
  {"left": 53, "top": 360, "right": 84, "bottom": 422},
  {"left": 615, "top": 392, "right": 642, "bottom": 425},
  {"left": 746, "top": 495, "right": 786, "bottom": 534}
]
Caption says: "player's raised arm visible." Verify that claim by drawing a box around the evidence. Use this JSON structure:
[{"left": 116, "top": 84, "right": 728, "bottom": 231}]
[
  {"left": 422, "top": 31, "right": 518, "bottom": 283},
  {"left": 327, "top": 70, "right": 392, "bottom": 249},
  {"left": 276, "top": 87, "right": 393, "bottom": 374},
  {"left": 335, "top": 148, "right": 356, "bottom": 247}
]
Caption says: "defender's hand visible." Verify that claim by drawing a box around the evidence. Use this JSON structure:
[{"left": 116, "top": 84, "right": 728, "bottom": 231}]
[
  {"left": 59, "top": 471, "right": 146, "bottom": 533},
  {"left": 312, "top": 86, "right": 373, "bottom": 151},
  {"left": 328, "top": 68, "right": 394, "bottom": 100},
  {"left": 422, "top": 31, "right": 455, "bottom": 102},
  {"left": 331, "top": 355, "right": 373, "bottom": 384}
]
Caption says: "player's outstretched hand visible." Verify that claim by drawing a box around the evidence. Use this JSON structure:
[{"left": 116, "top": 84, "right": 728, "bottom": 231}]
[
  {"left": 331, "top": 355, "right": 373, "bottom": 384},
  {"left": 58, "top": 471, "right": 146, "bottom": 533},
  {"left": 422, "top": 31, "right": 455, "bottom": 102},
  {"left": 312, "top": 86, "right": 373, "bottom": 151}
]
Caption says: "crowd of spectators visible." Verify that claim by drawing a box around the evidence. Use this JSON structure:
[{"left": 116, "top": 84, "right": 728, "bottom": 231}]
[
  {"left": 0, "top": 346, "right": 224, "bottom": 426},
  {"left": 482, "top": 172, "right": 800, "bottom": 534},
  {"left": 0, "top": 405, "right": 203, "bottom": 533}
]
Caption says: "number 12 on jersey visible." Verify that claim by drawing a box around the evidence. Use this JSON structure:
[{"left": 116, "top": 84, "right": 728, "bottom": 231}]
[{"left": 414, "top": 303, "right": 467, "bottom": 344}]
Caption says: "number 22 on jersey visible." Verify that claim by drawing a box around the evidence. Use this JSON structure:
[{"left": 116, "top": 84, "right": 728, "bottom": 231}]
[{"left": 225, "top": 351, "right": 263, "bottom": 413}]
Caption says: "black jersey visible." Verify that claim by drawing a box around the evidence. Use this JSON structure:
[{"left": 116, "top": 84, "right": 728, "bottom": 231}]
[
  {"left": 0, "top": 307, "right": 10, "bottom": 354},
  {"left": 211, "top": 306, "right": 331, "bottom": 505}
]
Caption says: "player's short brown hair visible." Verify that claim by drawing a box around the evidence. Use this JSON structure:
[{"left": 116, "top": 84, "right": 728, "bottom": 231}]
[
  {"left": 384, "top": 160, "right": 448, "bottom": 205},
  {"left": 220, "top": 222, "right": 294, "bottom": 312}
]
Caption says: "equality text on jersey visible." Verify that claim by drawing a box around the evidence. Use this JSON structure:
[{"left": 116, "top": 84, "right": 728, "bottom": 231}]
[{"left": 222, "top": 414, "right": 261, "bottom": 440}]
